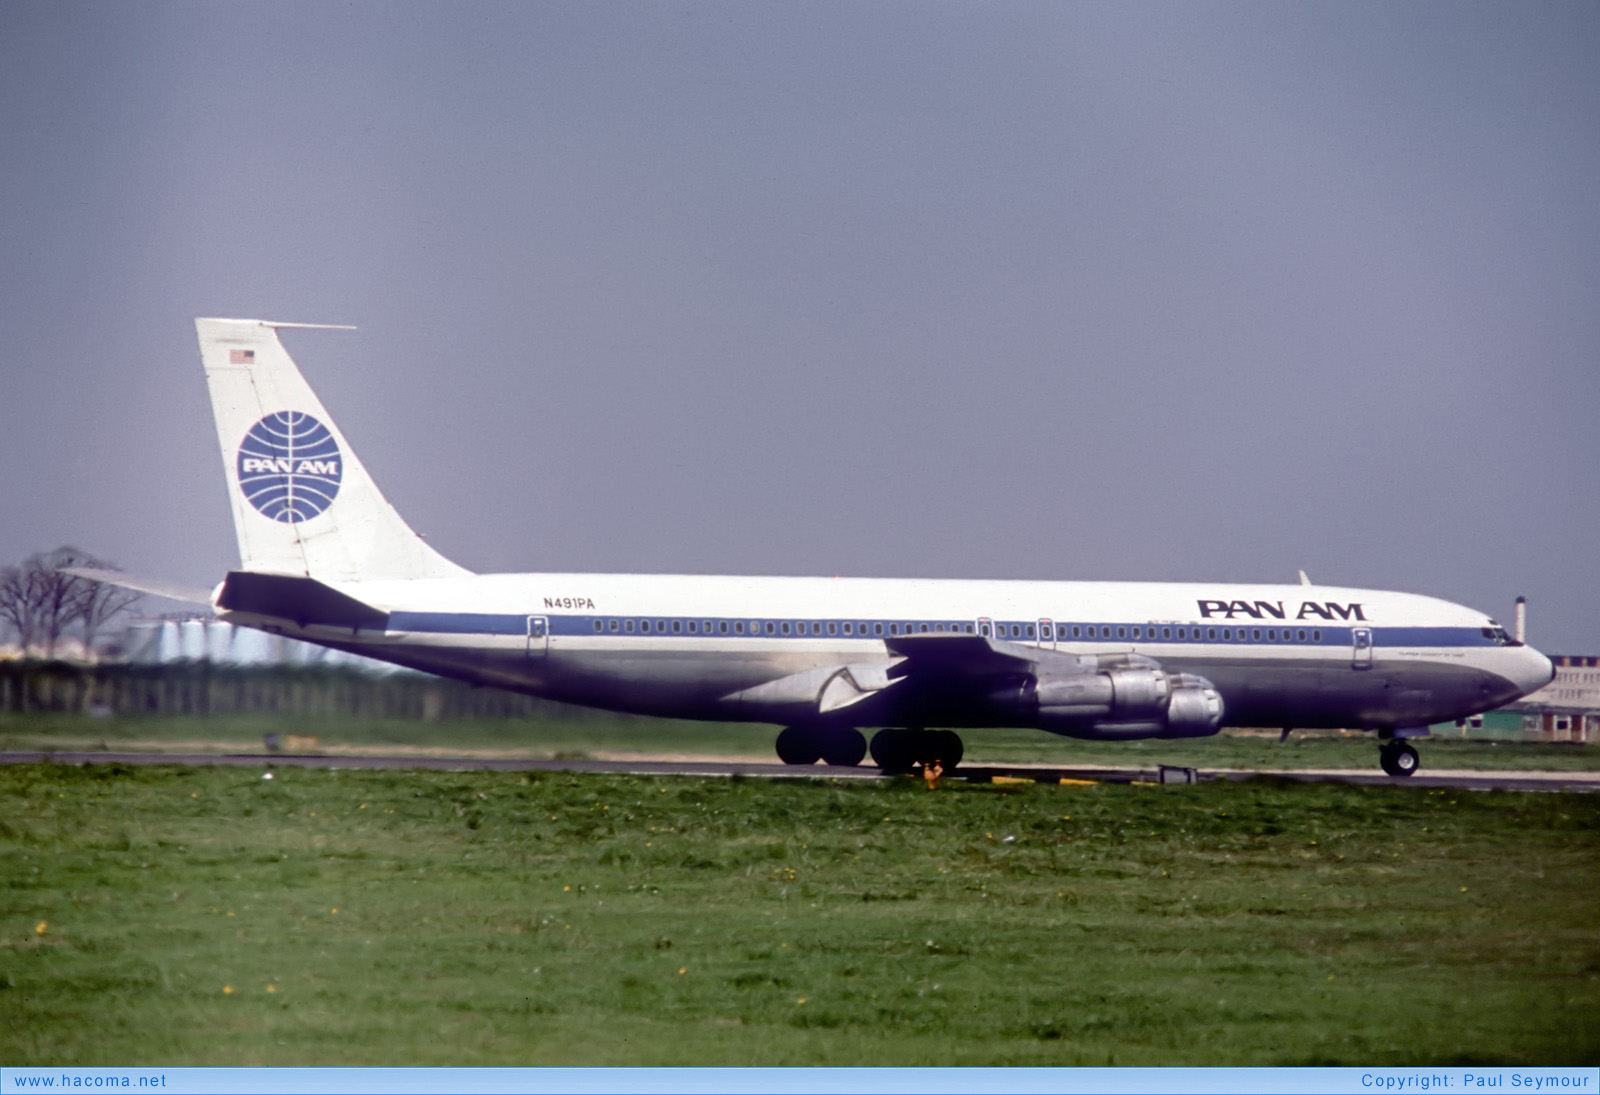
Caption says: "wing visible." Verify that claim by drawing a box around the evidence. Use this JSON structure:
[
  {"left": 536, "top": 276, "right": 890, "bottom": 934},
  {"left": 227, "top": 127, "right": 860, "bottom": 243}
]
[{"left": 885, "top": 632, "right": 1222, "bottom": 738}]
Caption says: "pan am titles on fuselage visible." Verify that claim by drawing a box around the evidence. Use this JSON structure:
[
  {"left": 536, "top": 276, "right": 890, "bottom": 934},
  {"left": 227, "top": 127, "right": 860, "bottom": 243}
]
[{"left": 80, "top": 318, "right": 1556, "bottom": 779}]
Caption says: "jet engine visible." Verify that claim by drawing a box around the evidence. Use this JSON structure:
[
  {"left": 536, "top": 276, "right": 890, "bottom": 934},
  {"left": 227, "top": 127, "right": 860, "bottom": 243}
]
[{"left": 993, "top": 663, "right": 1224, "bottom": 740}]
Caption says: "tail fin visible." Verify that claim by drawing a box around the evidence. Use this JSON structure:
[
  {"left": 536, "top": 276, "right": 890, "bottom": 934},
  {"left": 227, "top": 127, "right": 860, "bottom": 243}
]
[{"left": 196, "top": 318, "right": 469, "bottom": 582}]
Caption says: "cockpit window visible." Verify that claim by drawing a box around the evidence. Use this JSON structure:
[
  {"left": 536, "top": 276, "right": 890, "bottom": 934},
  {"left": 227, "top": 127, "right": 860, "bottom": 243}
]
[{"left": 1482, "top": 626, "right": 1515, "bottom": 645}]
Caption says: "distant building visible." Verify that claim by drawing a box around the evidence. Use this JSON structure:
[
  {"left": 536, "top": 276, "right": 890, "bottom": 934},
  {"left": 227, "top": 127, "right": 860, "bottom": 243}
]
[
  {"left": 119, "top": 615, "right": 408, "bottom": 675},
  {"left": 1437, "top": 655, "right": 1599, "bottom": 744},
  {"left": 1506, "top": 654, "right": 1600, "bottom": 743}
]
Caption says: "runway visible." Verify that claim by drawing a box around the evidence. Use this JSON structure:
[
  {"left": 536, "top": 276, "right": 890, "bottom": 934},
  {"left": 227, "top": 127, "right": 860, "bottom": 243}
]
[{"left": 2, "top": 750, "right": 1597, "bottom": 793}]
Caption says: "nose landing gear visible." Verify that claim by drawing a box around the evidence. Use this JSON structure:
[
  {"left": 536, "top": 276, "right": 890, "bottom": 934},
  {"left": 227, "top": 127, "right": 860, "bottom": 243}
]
[{"left": 1379, "top": 740, "right": 1420, "bottom": 777}]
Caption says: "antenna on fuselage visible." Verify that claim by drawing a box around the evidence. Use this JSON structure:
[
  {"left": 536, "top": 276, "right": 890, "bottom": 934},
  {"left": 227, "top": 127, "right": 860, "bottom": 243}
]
[{"left": 1298, "top": 570, "right": 1311, "bottom": 586}]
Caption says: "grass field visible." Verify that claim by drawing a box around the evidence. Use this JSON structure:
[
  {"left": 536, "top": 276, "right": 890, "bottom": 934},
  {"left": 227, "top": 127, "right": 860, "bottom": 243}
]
[
  {"left": 3, "top": 759, "right": 1597, "bottom": 1065},
  {"left": 4, "top": 711, "right": 1599, "bottom": 772}
]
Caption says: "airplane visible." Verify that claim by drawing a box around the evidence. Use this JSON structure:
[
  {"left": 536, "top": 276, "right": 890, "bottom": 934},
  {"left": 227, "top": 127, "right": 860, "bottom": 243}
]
[{"left": 72, "top": 318, "right": 1556, "bottom": 778}]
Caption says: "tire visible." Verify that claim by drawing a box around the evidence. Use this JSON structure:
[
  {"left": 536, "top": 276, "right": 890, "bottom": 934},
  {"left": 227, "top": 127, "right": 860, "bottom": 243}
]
[
  {"left": 1380, "top": 741, "right": 1420, "bottom": 777},
  {"left": 870, "top": 728, "right": 915, "bottom": 772},
  {"left": 775, "top": 725, "right": 822, "bottom": 765},
  {"left": 931, "top": 729, "right": 964, "bottom": 770},
  {"left": 820, "top": 727, "right": 867, "bottom": 767}
]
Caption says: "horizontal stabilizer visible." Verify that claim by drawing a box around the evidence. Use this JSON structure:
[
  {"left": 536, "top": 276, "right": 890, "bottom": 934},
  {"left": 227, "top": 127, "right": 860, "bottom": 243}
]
[
  {"left": 57, "top": 567, "right": 213, "bottom": 605},
  {"left": 215, "top": 571, "right": 389, "bottom": 630}
]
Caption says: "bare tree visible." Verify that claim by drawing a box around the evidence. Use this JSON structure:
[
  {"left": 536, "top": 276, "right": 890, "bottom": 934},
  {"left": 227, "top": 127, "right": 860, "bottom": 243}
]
[
  {"left": 0, "top": 548, "right": 143, "bottom": 659},
  {"left": 34, "top": 548, "right": 83, "bottom": 658},
  {"left": 67, "top": 564, "right": 143, "bottom": 658},
  {"left": 0, "top": 561, "right": 47, "bottom": 653}
]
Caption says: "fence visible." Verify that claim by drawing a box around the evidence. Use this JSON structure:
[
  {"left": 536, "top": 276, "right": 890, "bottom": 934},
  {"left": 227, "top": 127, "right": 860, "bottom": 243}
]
[{"left": 0, "top": 660, "right": 614, "bottom": 722}]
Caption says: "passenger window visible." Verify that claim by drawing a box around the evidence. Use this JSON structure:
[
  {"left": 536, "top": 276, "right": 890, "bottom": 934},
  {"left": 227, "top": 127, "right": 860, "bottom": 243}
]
[
  {"left": 657, "top": 620, "right": 666, "bottom": 633},
  {"left": 1266, "top": 628, "right": 1275, "bottom": 641},
  {"left": 935, "top": 623, "right": 946, "bottom": 633},
  {"left": 1023, "top": 624, "right": 1034, "bottom": 638},
  {"left": 1252, "top": 629, "right": 1262, "bottom": 641},
  {"left": 1221, "top": 628, "right": 1231, "bottom": 640},
  {"left": 766, "top": 622, "right": 776, "bottom": 635},
  {"left": 609, "top": 619, "right": 619, "bottom": 633},
  {"left": 781, "top": 622, "right": 791, "bottom": 635},
  {"left": 1207, "top": 628, "right": 1217, "bottom": 640},
  {"left": 828, "top": 622, "right": 837, "bottom": 635},
  {"left": 625, "top": 620, "right": 635, "bottom": 633},
  {"left": 1312, "top": 630, "right": 1321, "bottom": 642},
  {"left": 1297, "top": 629, "right": 1306, "bottom": 641},
  {"left": 592, "top": 620, "right": 602, "bottom": 633},
  {"left": 874, "top": 623, "right": 884, "bottom": 636},
  {"left": 1176, "top": 627, "right": 1185, "bottom": 639},
  {"left": 640, "top": 620, "right": 651, "bottom": 633},
  {"left": 688, "top": 621, "right": 698, "bottom": 634},
  {"left": 979, "top": 622, "right": 991, "bottom": 637},
  {"left": 843, "top": 623, "right": 853, "bottom": 635},
  {"left": 1086, "top": 626, "right": 1096, "bottom": 638},
  {"left": 1117, "top": 627, "right": 1127, "bottom": 639},
  {"left": 734, "top": 621, "right": 745, "bottom": 635},
  {"left": 890, "top": 623, "right": 900, "bottom": 635},
  {"left": 673, "top": 620, "right": 682, "bottom": 634},
  {"left": 1131, "top": 627, "right": 1141, "bottom": 639},
  {"left": 1072, "top": 626, "right": 1082, "bottom": 638}
]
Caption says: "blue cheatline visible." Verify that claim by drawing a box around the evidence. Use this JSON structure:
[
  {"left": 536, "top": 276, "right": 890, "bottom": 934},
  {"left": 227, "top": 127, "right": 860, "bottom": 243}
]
[{"left": 236, "top": 410, "right": 343, "bottom": 524}]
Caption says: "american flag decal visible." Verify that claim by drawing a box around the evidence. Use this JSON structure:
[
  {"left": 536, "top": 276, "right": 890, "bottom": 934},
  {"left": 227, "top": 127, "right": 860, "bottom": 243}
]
[{"left": 229, "top": 349, "right": 255, "bottom": 364}]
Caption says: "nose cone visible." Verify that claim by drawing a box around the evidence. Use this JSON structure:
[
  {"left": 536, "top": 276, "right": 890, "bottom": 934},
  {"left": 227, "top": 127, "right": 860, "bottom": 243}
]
[{"left": 1510, "top": 645, "right": 1556, "bottom": 698}]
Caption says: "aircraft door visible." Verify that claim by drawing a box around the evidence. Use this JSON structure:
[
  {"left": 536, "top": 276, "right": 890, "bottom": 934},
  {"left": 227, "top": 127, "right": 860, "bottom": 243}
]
[
  {"left": 1351, "top": 627, "right": 1372, "bottom": 670},
  {"left": 977, "top": 617, "right": 995, "bottom": 639},
  {"left": 526, "top": 615, "right": 549, "bottom": 657},
  {"left": 1038, "top": 618, "right": 1057, "bottom": 649}
]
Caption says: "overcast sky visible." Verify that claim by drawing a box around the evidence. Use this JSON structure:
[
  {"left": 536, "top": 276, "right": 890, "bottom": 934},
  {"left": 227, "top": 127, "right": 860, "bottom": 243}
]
[{"left": 2, "top": 2, "right": 1596, "bottom": 650}]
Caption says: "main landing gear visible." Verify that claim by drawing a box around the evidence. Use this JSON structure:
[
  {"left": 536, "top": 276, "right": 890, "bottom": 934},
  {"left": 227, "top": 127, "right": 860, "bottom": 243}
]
[
  {"left": 775, "top": 725, "right": 868, "bottom": 767},
  {"left": 772, "top": 726, "right": 968, "bottom": 771},
  {"left": 1379, "top": 740, "right": 1420, "bottom": 778},
  {"left": 869, "top": 728, "right": 964, "bottom": 773}
]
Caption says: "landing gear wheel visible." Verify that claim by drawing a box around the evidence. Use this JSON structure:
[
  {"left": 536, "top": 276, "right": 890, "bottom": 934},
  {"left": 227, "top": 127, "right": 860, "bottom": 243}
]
[
  {"left": 820, "top": 727, "right": 867, "bottom": 767},
  {"left": 930, "top": 729, "right": 964, "bottom": 770},
  {"left": 1379, "top": 741, "right": 1419, "bottom": 777},
  {"left": 870, "top": 728, "right": 963, "bottom": 772},
  {"left": 775, "top": 726, "right": 822, "bottom": 765},
  {"left": 870, "top": 728, "right": 919, "bottom": 773}
]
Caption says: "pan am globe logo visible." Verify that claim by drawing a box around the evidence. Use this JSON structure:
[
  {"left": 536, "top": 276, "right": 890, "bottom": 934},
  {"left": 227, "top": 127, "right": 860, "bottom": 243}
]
[{"left": 236, "top": 411, "right": 343, "bottom": 523}]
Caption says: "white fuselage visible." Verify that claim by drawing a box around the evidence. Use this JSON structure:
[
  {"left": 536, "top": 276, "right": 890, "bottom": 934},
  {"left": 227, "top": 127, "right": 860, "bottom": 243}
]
[{"left": 218, "top": 572, "right": 1554, "bottom": 735}]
